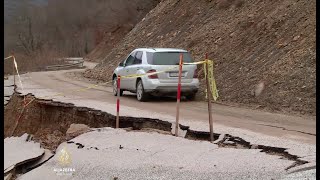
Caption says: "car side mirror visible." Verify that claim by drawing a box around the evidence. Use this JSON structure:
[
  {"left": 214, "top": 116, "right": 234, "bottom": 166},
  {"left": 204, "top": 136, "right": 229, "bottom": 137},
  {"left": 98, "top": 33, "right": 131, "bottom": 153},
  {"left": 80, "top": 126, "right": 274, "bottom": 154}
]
[{"left": 119, "top": 62, "right": 124, "bottom": 67}]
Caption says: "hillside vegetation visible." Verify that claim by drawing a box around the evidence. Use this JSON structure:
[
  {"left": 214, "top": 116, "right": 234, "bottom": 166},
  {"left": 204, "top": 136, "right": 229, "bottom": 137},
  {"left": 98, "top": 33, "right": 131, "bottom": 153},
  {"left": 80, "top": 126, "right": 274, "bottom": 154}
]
[
  {"left": 4, "top": 0, "right": 159, "bottom": 73},
  {"left": 85, "top": 0, "right": 315, "bottom": 115}
]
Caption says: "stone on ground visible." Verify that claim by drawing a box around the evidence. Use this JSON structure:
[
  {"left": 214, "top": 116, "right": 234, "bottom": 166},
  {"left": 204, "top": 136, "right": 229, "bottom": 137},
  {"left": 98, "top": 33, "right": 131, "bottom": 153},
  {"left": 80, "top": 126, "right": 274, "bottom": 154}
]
[{"left": 66, "top": 124, "right": 91, "bottom": 140}]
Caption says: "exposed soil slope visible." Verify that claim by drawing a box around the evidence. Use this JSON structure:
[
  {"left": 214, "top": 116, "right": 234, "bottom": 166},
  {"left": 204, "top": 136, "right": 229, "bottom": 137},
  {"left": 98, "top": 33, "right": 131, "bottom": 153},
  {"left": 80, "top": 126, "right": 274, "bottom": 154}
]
[
  {"left": 84, "top": 0, "right": 316, "bottom": 115},
  {"left": 4, "top": 94, "right": 172, "bottom": 150},
  {"left": 85, "top": 0, "right": 160, "bottom": 62}
]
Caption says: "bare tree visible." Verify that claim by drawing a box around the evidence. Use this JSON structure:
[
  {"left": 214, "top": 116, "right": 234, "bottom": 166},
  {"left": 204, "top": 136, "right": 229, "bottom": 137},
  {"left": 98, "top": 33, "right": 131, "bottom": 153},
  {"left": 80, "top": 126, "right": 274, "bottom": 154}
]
[{"left": 4, "top": 0, "right": 160, "bottom": 73}]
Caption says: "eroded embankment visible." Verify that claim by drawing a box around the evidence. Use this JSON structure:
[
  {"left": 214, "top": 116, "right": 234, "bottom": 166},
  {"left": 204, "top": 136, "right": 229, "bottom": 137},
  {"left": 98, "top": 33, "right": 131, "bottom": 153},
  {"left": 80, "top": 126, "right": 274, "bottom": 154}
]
[{"left": 4, "top": 93, "right": 308, "bottom": 170}]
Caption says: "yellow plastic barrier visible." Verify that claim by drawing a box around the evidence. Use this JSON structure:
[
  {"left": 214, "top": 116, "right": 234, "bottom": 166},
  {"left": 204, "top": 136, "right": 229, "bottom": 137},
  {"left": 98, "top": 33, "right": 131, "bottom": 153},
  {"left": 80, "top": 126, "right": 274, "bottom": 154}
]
[
  {"left": 183, "top": 60, "right": 207, "bottom": 65},
  {"left": 120, "top": 66, "right": 179, "bottom": 79},
  {"left": 4, "top": 56, "right": 14, "bottom": 60},
  {"left": 4, "top": 55, "right": 25, "bottom": 92},
  {"left": 120, "top": 60, "right": 207, "bottom": 79},
  {"left": 4, "top": 55, "right": 218, "bottom": 102},
  {"left": 204, "top": 59, "right": 219, "bottom": 101}
]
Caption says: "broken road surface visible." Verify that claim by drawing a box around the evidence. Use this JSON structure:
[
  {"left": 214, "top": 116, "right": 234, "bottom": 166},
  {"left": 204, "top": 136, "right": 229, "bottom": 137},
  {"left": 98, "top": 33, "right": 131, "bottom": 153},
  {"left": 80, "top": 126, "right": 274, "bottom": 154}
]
[
  {"left": 5, "top": 61, "right": 316, "bottom": 179},
  {"left": 4, "top": 134, "right": 44, "bottom": 174},
  {"left": 12, "top": 62, "right": 315, "bottom": 144},
  {"left": 16, "top": 128, "right": 310, "bottom": 180}
]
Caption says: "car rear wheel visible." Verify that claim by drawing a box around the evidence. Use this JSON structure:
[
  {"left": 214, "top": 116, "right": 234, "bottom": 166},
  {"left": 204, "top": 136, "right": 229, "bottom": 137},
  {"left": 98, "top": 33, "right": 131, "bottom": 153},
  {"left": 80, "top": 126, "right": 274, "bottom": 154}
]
[
  {"left": 113, "top": 77, "right": 123, "bottom": 96},
  {"left": 136, "top": 80, "right": 148, "bottom": 101},
  {"left": 185, "top": 93, "right": 196, "bottom": 101}
]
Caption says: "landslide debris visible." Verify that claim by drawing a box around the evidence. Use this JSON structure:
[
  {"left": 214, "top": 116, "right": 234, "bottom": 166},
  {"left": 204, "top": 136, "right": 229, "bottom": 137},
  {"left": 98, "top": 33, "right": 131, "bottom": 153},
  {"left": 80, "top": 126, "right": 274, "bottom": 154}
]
[{"left": 84, "top": 0, "right": 316, "bottom": 116}]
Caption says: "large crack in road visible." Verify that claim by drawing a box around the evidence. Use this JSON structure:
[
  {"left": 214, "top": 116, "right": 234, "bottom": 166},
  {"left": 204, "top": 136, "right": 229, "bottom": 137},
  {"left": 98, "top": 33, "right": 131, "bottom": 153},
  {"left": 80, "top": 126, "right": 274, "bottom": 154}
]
[
  {"left": 4, "top": 93, "right": 310, "bottom": 174},
  {"left": 256, "top": 124, "right": 316, "bottom": 136}
]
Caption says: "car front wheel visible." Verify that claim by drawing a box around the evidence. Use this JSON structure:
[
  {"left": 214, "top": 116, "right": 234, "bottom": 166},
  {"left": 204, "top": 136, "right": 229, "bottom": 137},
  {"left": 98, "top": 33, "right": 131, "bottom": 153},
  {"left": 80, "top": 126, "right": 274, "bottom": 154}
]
[{"left": 113, "top": 77, "right": 123, "bottom": 96}]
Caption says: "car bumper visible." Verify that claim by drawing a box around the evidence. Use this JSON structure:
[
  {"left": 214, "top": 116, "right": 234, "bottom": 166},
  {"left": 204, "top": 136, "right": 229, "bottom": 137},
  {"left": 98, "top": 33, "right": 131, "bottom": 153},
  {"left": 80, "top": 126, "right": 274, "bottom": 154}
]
[{"left": 143, "top": 78, "right": 199, "bottom": 94}]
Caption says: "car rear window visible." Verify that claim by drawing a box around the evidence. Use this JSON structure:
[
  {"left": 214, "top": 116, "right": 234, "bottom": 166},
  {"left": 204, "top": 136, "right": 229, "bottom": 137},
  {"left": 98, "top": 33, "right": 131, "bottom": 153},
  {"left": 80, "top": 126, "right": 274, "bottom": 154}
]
[{"left": 146, "top": 52, "right": 193, "bottom": 65}]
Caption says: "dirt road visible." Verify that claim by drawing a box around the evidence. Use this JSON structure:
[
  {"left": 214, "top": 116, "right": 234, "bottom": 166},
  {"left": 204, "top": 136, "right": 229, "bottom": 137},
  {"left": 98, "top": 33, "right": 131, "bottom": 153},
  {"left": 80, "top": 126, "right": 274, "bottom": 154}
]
[{"left": 19, "top": 62, "right": 315, "bottom": 145}]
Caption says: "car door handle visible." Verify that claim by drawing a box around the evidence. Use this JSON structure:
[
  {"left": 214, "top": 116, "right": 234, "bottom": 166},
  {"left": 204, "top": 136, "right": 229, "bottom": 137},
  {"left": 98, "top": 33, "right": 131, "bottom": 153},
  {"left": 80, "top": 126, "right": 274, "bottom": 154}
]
[{"left": 126, "top": 70, "right": 129, "bottom": 72}]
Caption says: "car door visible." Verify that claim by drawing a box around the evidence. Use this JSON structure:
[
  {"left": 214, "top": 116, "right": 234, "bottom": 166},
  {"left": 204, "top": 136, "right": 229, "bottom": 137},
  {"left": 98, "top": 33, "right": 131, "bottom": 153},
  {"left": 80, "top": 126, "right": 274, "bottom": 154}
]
[
  {"left": 121, "top": 51, "right": 136, "bottom": 89},
  {"left": 126, "top": 51, "right": 143, "bottom": 90}
]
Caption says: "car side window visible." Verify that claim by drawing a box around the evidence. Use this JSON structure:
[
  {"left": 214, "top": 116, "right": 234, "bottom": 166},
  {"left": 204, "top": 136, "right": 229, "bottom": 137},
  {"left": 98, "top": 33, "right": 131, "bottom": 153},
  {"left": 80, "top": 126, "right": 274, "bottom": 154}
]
[
  {"left": 125, "top": 52, "right": 136, "bottom": 66},
  {"left": 133, "top": 51, "right": 143, "bottom": 65},
  {"left": 146, "top": 52, "right": 153, "bottom": 64}
]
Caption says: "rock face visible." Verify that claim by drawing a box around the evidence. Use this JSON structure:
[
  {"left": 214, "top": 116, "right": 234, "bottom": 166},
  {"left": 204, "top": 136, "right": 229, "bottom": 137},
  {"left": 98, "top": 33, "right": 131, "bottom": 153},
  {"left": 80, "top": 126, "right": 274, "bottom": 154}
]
[{"left": 66, "top": 124, "right": 91, "bottom": 140}]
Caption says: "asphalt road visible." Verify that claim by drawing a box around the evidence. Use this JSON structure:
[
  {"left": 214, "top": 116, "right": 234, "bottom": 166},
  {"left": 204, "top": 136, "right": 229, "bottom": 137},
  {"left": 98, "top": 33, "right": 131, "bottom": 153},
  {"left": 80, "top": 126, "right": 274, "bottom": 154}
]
[
  {"left": 17, "top": 128, "right": 299, "bottom": 180},
  {"left": 6, "top": 62, "right": 316, "bottom": 179},
  {"left": 19, "top": 62, "right": 316, "bottom": 145}
]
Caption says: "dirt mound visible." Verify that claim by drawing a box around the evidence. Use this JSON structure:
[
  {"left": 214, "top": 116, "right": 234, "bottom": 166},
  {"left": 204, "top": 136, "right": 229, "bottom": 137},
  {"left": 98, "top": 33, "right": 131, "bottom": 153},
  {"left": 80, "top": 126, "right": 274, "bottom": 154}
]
[{"left": 84, "top": 0, "right": 316, "bottom": 115}]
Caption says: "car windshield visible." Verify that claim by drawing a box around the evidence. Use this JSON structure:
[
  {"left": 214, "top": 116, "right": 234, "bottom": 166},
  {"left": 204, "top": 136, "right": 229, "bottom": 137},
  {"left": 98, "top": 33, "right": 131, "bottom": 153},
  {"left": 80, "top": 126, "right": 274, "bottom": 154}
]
[{"left": 148, "top": 52, "right": 193, "bottom": 65}]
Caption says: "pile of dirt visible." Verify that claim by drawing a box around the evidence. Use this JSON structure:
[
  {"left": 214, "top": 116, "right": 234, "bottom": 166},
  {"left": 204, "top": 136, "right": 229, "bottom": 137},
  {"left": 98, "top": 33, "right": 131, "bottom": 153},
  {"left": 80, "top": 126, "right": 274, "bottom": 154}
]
[{"left": 84, "top": 0, "right": 316, "bottom": 115}]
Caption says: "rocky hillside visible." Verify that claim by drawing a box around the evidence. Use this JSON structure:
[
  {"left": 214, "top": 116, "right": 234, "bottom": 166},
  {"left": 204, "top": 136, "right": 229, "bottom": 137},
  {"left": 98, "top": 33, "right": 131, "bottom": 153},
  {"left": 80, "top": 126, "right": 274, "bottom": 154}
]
[{"left": 84, "top": 0, "right": 316, "bottom": 116}]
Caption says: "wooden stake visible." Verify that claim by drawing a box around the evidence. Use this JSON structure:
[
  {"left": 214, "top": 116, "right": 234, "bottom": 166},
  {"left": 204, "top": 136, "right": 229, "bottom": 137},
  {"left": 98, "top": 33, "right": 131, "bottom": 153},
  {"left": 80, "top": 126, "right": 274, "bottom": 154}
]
[
  {"left": 116, "top": 76, "right": 121, "bottom": 128},
  {"left": 205, "top": 53, "right": 214, "bottom": 142},
  {"left": 175, "top": 54, "right": 183, "bottom": 136}
]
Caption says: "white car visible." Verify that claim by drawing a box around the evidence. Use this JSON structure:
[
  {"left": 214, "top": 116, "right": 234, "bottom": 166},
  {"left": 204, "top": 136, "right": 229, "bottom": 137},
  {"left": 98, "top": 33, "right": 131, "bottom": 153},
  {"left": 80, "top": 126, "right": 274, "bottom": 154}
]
[{"left": 112, "top": 48, "right": 199, "bottom": 101}]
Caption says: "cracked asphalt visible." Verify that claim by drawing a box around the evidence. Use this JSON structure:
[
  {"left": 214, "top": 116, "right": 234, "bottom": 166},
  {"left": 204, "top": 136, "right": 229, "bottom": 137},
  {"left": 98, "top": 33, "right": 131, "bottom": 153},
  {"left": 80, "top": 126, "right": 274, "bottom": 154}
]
[
  {"left": 11, "top": 62, "right": 316, "bottom": 144},
  {"left": 5, "top": 62, "right": 316, "bottom": 179},
  {"left": 18, "top": 128, "right": 299, "bottom": 180}
]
